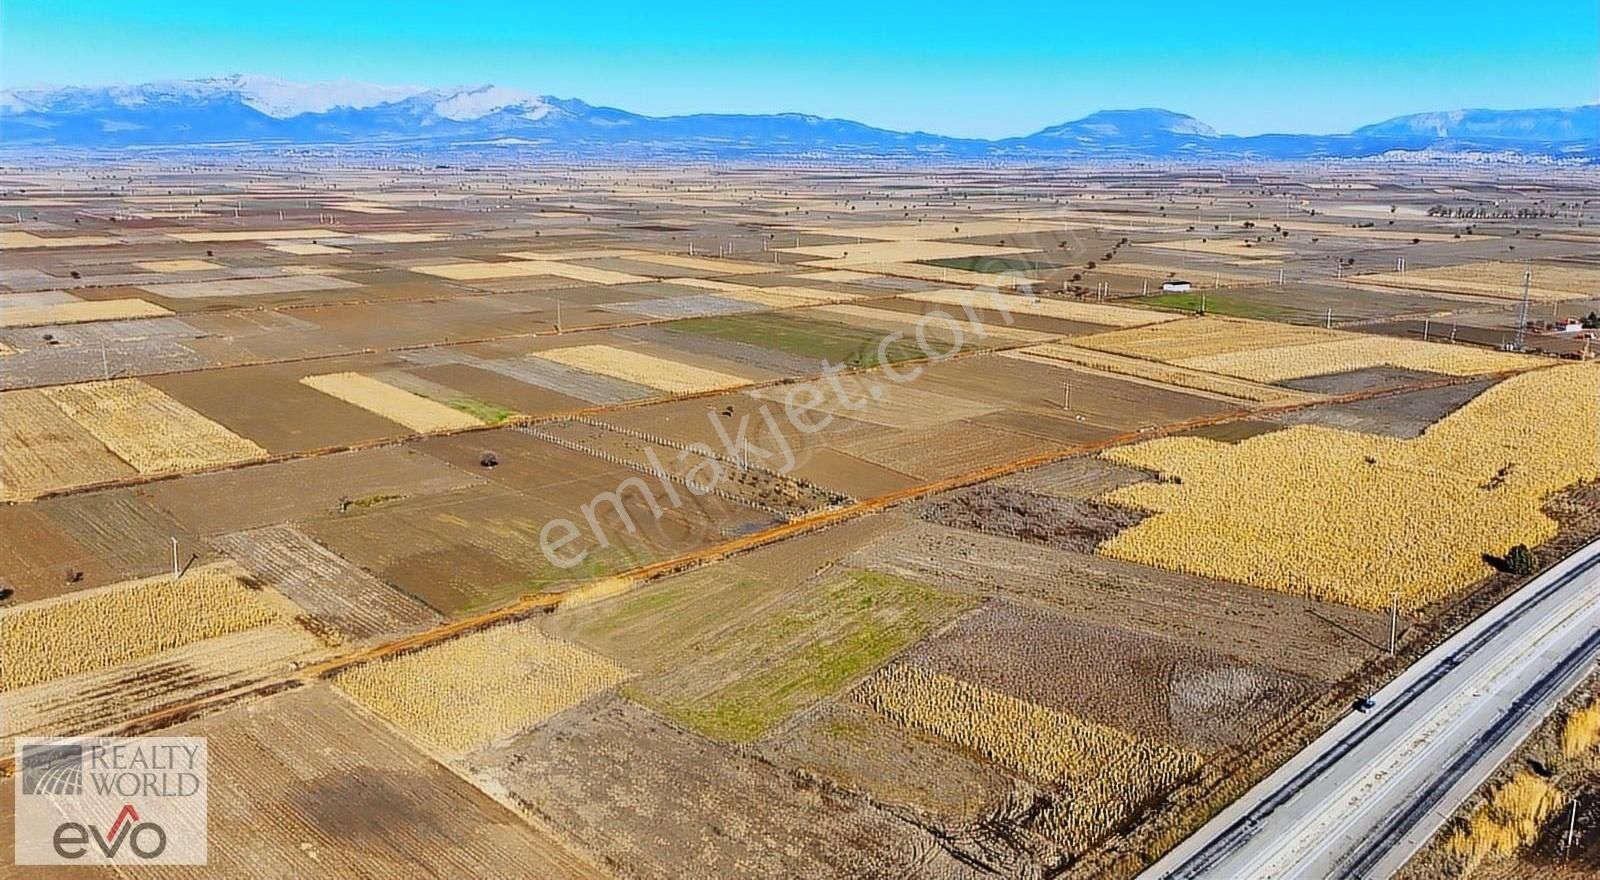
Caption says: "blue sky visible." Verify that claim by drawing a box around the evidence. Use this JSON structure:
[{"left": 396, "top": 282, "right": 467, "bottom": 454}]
[{"left": 2, "top": 1, "right": 1595, "bottom": 137}]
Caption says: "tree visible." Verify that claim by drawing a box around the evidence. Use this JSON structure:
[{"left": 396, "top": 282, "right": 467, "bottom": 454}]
[{"left": 1506, "top": 544, "right": 1537, "bottom": 576}]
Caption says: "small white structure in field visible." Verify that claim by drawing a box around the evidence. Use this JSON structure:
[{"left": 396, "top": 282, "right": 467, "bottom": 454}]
[{"left": 1161, "top": 279, "right": 1193, "bottom": 292}]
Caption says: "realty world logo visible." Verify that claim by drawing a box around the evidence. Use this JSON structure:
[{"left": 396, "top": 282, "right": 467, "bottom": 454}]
[{"left": 14, "top": 736, "right": 208, "bottom": 866}]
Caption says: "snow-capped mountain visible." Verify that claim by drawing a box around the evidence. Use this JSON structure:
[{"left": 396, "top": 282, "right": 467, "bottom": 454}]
[
  {"left": 1, "top": 76, "right": 1594, "bottom": 160},
  {"left": 1026, "top": 109, "right": 1219, "bottom": 142},
  {"left": 1353, "top": 105, "right": 1599, "bottom": 142}
]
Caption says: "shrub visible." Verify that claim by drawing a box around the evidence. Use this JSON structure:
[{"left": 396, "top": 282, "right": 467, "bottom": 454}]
[{"left": 1505, "top": 544, "right": 1536, "bottom": 576}]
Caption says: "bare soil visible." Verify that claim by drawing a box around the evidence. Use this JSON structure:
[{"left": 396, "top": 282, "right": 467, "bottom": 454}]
[
  {"left": 917, "top": 484, "right": 1145, "bottom": 553},
  {"left": 1269, "top": 377, "right": 1495, "bottom": 438},
  {"left": 462, "top": 695, "right": 984, "bottom": 880}
]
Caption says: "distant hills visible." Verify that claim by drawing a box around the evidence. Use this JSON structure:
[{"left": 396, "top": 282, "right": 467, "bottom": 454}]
[{"left": 1, "top": 74, "right": 1594, "bottom": 161}]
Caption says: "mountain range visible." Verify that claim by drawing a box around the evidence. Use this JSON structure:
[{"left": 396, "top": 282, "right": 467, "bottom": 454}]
[{"left": 1, "top": 75, "right": 1595, "bottom": 161}]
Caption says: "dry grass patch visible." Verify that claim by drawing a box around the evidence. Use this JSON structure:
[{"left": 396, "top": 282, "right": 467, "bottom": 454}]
[
  {"left": 1358, "top": 260, "right": 1600, "bottom": 302},
  {"left": 135, "top": 259, "right": 222, "bottom": 272},
  {"left": 300, "top": 372, "right": 484, "bottom": 433},
  {"left": 326, "top": 201, "right": 403, "bottom": 214},
  {"left": 857, "top": 664, "right": 1197, "bottom": 784},
  {"left": 1001, "top": 344, "right": 1319, "bottom": 405},
  {"left": 0, "top": 388, "right": 135, "bottom": 500},
  {"left": 0, "top": 298, "right": 171, "bottom": 328},
  {"left": 856, "top": 664, "right": 1200, "bottom": 853},
  {"left": 1077, "top": 316, "right": 1340, "bottom": 360},
  {"left": 1177, "top": 336, "right": 1534, "bottom": 382},
  {"left": 167, "top": 228, "right": 344, "bottom": 243},
  {"left": 410, "top": 260, "right": 555, "bottom": 281},
  {"left": 1098, "top": 364, "right": 1600, "bottom": 611},
  {"left": 334, "top": 620, "right": 629, "bottom": 753},
  {"left": 526, "top": 261, "right": 653, "bottom": 285},
  {"left": 42, "top": 379, "right": 268, "bottom": 474},
  {"left": 533, "top": 344, "right": 750, "bottom": 394},
  {"left": 267, "top": 241, "right": 349, "bottom": 255},
  {"left": 0, "top": 231, "right": 117, "bottom": 248},
  {"left": 412, "top": 259, "right": 649, "bottom": 285},
  {"left": 624, "top": 253, "right": 779, "bottom": 275},
  {"left": 357, "top": 231, "right": 446, "bottom": 243},
  {"left": 1446, "top": 770, "right": 1565, "bottom": 872},
  {"left": 0, "top": 563, "right": 282, "bottom": 690},
  {"left": 1563, "top": 699, "right": 1600, "bottom": 757},
  {"left": 1078, "top": 316, "right": 1534, "bottom": 382},
  {"left": 902, "top": 289, "right": 1177, "bottom": 328}
]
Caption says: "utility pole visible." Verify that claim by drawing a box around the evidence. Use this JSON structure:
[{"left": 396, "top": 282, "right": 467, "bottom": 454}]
[
  {"left": 171, "top": 537, "right": 179, "bottom": 580},
  {"left": 1389, "top": 591, "right": 1399, "bottom": 655},
  {"left": 1325, "top": 308, "right": 1333, "bottom": 329},
  {"left": 1566, "top": 798, "right": 1579, "bottom": 852},
  {"left": 1062, "top": 381, "right": 1070, "bottom": 411},
  {"left": 1513, "top": 271, "right": 1533, "bottom": 352},
  {"left": 1422, "top": 319, "right": 1430, "bottom": 342},
  {"left": 555, "top": 297, "right": 562, "bottom": 333}
]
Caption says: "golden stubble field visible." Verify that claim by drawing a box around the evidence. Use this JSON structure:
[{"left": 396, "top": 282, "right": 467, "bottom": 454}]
[
  {"left": 1097, "top": 363, "right": 1600, "bottom": 611},
  {"left": 0, "top": 562, "right": 291, "bottom": 690},
  {"left": 1358, "top": 260, "right": 1600, "bottom": 302},
  {"left": 334, "top": 620, "right": 631, "bottom": 754},
  {"left": 1077, "top": 315, "right": 1535, "bottom": 382},
  {"left": 5, "top": 164, "right": 1599, "bottom": 880}
]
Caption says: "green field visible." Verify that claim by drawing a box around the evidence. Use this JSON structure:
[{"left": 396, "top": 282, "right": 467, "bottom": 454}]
[
  {"left": 448, "top": 396, "right": 517, "bottom": 425},
  {"left": 663, "top": 313, "right": 927, "bottom": 368},
  {"left": 551, "top": 567, "right": 973, "bottom": 742}
]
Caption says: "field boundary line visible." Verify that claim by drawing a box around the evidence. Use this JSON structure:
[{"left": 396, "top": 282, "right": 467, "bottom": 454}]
[
  {"left": 0, "top": 367, "right": 1541, "bottom": 770},
  {"left": 7, "top": 328, "right": 1065, "bottom": 502}
]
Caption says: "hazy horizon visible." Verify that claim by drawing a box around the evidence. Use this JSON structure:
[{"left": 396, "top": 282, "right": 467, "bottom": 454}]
[{"left": 2, "top": 0, "right": 1594, "bottom": 139}]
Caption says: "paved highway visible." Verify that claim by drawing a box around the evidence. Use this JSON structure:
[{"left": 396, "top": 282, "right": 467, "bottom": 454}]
[{"left": 1143, "top": 538, "right": 1600, "bottom": 879}]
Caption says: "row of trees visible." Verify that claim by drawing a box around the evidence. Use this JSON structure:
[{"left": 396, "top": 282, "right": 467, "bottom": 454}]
[{"left": 1426, "top": 205, "right": 1562, "bottom": 219}]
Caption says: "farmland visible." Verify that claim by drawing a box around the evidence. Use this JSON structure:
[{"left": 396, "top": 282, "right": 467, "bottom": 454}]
[
  {"left": 2, "top": 162, "right": 1598, "bottom": 879},
  {"left": 1098, "top": 363, "right": 1599, "bottom": 611},
  {"left": 334, "top": 620, "right": 630, "bottom": 753},
  {"left": 0, "top": 563, "right": 287, "bottom": 690}
]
